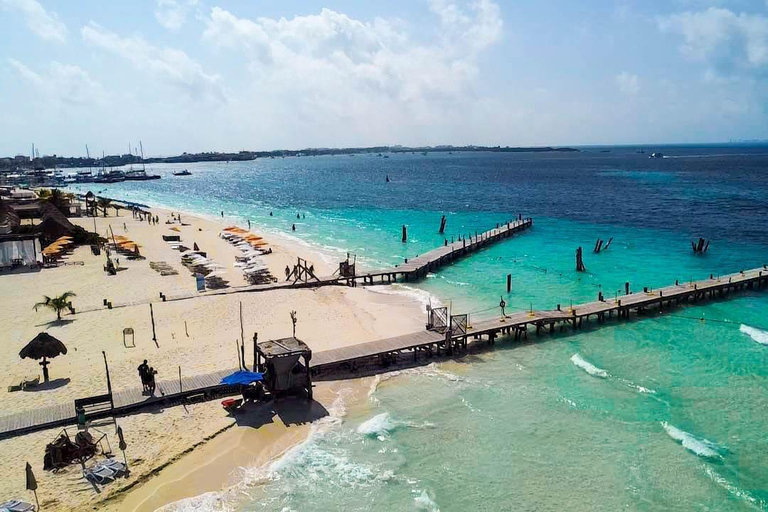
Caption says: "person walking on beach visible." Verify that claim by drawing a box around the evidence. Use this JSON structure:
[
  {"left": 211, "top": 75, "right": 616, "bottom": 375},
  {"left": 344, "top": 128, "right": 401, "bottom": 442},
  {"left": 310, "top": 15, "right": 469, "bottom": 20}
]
[
  {"left": 123, "top": 222, "right": 127, "bottom": 232},
  {"left": 148, "top": 367, "right": 158, "bottom": 394},
  {"left": 138, "top": 360, "right": 149, "bottom": 392}
]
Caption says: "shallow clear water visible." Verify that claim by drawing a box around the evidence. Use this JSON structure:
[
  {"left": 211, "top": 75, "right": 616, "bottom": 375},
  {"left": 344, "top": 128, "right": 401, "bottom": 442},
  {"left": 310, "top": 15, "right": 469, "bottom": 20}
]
[{"left": 68, "top": 146, "right": 768, "bottom": 511}]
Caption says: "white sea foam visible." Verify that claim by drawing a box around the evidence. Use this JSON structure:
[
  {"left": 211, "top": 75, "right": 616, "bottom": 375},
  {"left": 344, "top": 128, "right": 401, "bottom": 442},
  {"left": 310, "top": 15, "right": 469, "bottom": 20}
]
[
  {"left": 740, "top": 324, "right": 768, "bottom": 346},
  {"left": 570, "top": 354, "right": 609, "bottom": 378},
  {"left": 156, "top": 491, "right": 231, "bottom": 512},
  {"left": 269, "top": 439, "right": 394, "bottom": 487},
  {"left": 661, "top": 422, "right": 721, "bottom": 459},
  {"left": 414, "top": 490, "right": 441, "bottom": 511},
  {"left": 703, "top": 466, "right": 766, "bottom": 510},
  {"left": 630, "top": 384, "right": 657, "bottom": 394},
  {"left": 357, "top": 411, "right": 435, "bottom": 441},
  {"left": 163, "top": 388, "right": 355, "bottom": 510},
  {"left": 357, "top": 412, "right": 396, "bottom": 440},
  {"left": 367, "top": 283, "right": 443, "bottom": 311}
]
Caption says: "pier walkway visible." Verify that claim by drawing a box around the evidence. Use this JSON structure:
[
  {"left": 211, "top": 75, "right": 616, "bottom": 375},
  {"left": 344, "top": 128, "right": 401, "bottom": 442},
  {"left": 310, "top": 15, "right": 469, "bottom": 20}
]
[
  {"left": 311, "top": 266, "right": 768, "bottom": 372},
  {"left": 0, "top": 368, "right": 236, "bottom": 440},
  {"left": 3, "top": 264, "right": 764, "bottom": 441}
]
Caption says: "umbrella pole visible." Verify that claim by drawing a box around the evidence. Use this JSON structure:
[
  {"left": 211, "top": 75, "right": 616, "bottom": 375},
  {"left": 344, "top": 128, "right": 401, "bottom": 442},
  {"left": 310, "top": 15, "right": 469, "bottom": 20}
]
[{"left": 33, "top": 489, "right": 39, "bottom": 510}]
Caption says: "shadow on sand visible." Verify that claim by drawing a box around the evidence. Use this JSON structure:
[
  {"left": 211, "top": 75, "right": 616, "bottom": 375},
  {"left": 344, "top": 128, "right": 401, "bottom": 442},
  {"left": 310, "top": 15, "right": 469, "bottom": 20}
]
[
  {"left": 24, "top": 377, "right": 71, "bottom": 391},
  {"left": 35, "top": 318, "right": 75, "bottom": 328},
  {"left": 231, "top": 397, "right": 329, "bottom": 430}
]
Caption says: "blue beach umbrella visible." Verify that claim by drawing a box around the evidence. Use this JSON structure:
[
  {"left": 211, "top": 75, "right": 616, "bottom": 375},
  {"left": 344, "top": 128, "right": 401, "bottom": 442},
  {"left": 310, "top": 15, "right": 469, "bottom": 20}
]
[{"left": 220, "top": 371, "right": 264, "bottom": 386}]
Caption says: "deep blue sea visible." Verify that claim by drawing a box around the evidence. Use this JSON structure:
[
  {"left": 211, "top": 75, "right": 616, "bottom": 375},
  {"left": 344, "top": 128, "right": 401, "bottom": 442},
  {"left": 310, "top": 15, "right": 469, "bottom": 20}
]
[{"left": 68, "top": 145, "right": 768, "bottom": 511}]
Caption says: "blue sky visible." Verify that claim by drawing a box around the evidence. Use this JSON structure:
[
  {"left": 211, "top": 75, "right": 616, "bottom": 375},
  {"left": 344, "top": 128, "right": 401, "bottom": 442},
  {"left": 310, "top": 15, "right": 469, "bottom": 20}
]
[{"left": 1, "top": 0, "right": 767, "bottom": 156}]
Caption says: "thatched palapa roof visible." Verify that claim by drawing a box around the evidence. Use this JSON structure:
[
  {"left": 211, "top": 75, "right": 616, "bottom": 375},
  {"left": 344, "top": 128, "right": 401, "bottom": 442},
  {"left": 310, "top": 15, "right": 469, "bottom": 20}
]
[{"left": 19, "top": 332, "right": 68, "bottom": 360}]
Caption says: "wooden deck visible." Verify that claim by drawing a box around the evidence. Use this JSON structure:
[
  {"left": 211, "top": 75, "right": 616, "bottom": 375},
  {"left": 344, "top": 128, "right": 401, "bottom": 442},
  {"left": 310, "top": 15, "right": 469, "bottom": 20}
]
[
  {"left": 311, "top": 266, "right": 768, "bottom": 373},
  {"left": 0, "top": 368, "right": 237, "bottom": 440}
]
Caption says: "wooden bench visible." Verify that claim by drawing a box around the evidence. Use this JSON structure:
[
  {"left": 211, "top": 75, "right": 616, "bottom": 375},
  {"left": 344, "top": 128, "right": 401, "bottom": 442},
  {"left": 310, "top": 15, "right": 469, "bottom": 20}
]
[{"left": 74, "top": 394, "right": 113, "bottom": 422}]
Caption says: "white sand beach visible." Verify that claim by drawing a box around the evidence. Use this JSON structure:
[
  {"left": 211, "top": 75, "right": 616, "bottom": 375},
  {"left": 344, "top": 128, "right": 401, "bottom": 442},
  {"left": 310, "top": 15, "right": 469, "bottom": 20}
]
[{"left": 0, "top": 205, "right": 425, "bottom": 511}]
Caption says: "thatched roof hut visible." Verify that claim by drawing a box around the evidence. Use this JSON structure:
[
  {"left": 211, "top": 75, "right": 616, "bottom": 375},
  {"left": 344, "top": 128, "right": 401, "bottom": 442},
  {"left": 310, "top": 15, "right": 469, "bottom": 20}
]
[
  {"left": 0, "top": 199, "right": 20, "bottom": 235},
  {"left": 36, "top": 204, "right": 75, "bottom": 242}
]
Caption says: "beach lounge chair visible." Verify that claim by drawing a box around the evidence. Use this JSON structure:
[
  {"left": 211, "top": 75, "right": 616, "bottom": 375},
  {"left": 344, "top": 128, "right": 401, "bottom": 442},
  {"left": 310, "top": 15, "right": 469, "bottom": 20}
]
[
  {"left": 84, "top": 466, "right": 115, "bottom": 485},
  {"left": 22, "top": 376, "right": 39, "bottom": 390},
  {"left": 0, "top": 499, "right": 35, "bottom": 511},
  {"left": 100, "top": 458, "right": 127, "bottom": 475}
]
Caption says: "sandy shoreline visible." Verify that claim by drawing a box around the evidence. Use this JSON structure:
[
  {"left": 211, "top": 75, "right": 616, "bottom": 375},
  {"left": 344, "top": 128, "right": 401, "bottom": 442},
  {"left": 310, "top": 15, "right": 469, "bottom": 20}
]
[{"left": 0, "top": 200, "right": 427, "bottom": 511}]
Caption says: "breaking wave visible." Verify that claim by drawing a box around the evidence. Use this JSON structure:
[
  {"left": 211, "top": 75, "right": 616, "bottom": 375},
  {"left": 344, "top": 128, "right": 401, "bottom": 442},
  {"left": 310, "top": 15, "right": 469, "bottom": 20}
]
[
  {"left": 703, "top": 466, "right": 766, "bottom": 511},
  {"left": 414, "top": 490, "right": 441, "bottom": 511},
  {"left": 358, "top": 412, "right": 397, "bottom": 440},
  {"left": 661, "top": 422, "right": 721, "bottom": 459},
  {"left": 367, "top": 284, "right": 442, "bottom": 311},
  {"left": 357, "top": 412, "right": 435, "bottom": 441},
  {"left": 740, "top": 324, "right": 768, "bottom": 346},
  {"left": 156, "top": 491, "right": 232, "bottom": 512},
  {"left": 570, "top": 354, "right": 608, "bottom": 378}
]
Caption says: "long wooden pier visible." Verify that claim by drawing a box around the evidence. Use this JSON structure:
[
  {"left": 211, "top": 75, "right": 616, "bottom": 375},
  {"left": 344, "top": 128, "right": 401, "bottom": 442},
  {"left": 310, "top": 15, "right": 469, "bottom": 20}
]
[
  {"left": 76, "top": 218, "right": 534, "bottom": 313},
  {"left": 311, "top": 266, "right": 768, "bottom": 373},
  {"left": 1, "top": 265, "right": 765, "bottom": 440},
  {"left": 343, "top": 217, "right": 533, "bottom": 285}
]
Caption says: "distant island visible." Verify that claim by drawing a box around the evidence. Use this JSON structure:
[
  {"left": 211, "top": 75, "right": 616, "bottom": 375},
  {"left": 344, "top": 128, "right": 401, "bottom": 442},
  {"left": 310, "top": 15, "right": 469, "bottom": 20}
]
[{"left": 0, "top": 145, "right": 578, "bottom": 170}]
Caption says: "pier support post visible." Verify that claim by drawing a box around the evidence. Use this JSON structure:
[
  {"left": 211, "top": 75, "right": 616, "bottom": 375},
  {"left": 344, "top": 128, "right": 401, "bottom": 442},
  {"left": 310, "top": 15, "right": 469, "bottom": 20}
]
[
  {"left": 507, "top": 274, "right": 511, "bottom": 293},
  {"left": 576, "top": 247, "right": 586, "bottom": 272}
]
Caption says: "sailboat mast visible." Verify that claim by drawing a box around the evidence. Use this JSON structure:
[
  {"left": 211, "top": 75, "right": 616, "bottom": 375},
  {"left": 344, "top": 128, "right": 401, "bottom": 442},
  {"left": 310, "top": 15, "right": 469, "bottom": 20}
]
[{"left": 139, "top": 140, "right": 145, "bottom": 171}]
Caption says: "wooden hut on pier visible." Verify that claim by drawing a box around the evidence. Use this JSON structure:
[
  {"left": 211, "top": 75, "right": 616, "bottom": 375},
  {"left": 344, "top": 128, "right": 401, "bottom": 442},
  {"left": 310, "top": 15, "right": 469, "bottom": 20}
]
[{"left": 254, "top": 336, "right": 313, "bottom": 399}]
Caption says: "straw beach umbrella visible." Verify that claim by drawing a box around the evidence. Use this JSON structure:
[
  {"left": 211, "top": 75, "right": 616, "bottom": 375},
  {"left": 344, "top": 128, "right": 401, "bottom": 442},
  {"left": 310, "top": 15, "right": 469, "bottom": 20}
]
[{"left": 19, "top": 333, "right": 68, "bottom": 382}]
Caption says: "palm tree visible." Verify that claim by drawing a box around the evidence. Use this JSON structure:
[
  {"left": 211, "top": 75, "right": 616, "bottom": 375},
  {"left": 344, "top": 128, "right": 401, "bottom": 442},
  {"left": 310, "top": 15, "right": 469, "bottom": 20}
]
[
  {"left": 97, "top": 197, "right": 111, "bottom": 217},
  {"left": 33, "top": 292, "right": 76, "bottom": 321}
]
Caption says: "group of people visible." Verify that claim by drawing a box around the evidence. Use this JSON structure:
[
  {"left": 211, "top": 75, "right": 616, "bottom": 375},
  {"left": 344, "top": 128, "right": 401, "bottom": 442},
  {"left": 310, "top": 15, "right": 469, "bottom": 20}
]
[
  {"left": 137, "top": 359, "right": 158, "bottom": 394},
  {"left": 130, "top": 206, "right": 160, "bottom": 225}
]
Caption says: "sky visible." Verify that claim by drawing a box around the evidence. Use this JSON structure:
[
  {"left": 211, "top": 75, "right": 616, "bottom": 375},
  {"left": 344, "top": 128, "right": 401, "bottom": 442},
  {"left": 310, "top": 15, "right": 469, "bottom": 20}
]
[{"left": 0, "top": 0, "right": 767, "bottom": 156}]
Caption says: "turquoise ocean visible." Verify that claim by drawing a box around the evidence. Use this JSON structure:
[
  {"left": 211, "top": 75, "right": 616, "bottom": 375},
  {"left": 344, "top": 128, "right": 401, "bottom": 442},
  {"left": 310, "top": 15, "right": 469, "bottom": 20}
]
[{"left": 67, "top": 146, "right": 768, "bottom": 511}]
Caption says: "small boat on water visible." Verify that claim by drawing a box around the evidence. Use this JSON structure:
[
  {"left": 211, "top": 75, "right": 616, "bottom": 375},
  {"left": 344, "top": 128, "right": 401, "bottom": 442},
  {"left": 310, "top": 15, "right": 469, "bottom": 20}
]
[
  {"left": 173, "top": 169, "right": 192, "bottom": 176},
  {"left": 650, "top": 152, "right": 664, "bottom": 159},
  {"left": 125, "top": 169, "right": 161, "bottom": 181}
]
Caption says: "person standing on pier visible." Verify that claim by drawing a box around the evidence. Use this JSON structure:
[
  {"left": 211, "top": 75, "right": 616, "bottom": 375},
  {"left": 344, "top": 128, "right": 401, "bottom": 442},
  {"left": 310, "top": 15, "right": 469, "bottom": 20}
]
[{"left": 499, "top": 297, "right": 507, "bottom": 319}]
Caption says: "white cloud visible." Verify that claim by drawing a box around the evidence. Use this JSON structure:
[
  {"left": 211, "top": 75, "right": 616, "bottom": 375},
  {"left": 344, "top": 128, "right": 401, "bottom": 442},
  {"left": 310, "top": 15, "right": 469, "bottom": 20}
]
[
  {"left": 81, "top": 22, "right": 224, "bottom": 101},
  {"left": 616, "top": 72, "right": 640, "bottom": 96},
  {"left": 8, "top": 59, "right": 105, "bottom": 105},
  {"left": 154, "top": 0, "right": 198, "bottom": 31},
  {"left": 202, "top": 0, "right": 503, "bottom": 126},
  {"left": 1, "top": 0, "right": 67, "bottom": 43},
  {"left": 657, "top": 7, "right": 768, "bottom": 71}
]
